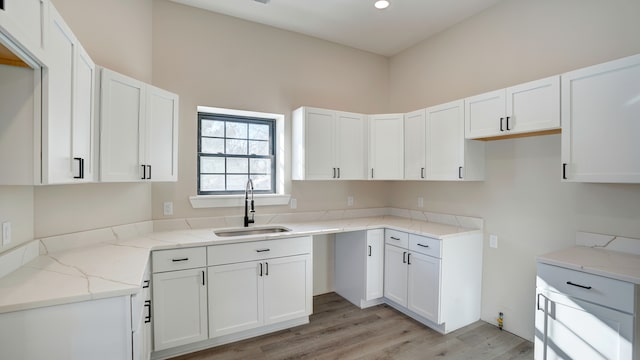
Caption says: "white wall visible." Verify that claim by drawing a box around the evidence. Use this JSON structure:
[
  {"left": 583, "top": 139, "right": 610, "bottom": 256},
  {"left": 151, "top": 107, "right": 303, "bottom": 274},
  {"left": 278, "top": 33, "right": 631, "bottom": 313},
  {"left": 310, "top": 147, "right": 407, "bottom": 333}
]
[
  {"left": 388, "top": 0, "right": 640, "bottom": 340},
  {"left": 150, "top": 0, "right": 391, "bottom": 222}
]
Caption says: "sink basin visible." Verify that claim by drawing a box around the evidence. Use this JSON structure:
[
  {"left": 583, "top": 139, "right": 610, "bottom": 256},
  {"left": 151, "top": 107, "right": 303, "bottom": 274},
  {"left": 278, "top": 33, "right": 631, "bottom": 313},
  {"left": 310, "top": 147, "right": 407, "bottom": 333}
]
[{"left": 214, "top": 226, "right": 292, "bottom": 237}]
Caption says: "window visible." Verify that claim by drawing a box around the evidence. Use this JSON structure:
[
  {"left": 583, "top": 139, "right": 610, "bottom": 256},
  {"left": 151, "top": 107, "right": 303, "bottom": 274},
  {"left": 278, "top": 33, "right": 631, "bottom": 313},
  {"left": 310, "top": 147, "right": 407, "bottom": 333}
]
[{"left": 198, "top": 112, "right": 276, "bottom": 195}]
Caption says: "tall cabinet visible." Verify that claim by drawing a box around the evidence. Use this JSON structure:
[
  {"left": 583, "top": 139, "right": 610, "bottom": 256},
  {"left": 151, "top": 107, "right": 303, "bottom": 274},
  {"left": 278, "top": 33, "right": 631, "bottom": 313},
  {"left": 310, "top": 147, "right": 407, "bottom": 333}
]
[
  {"left": 561, "top": 53, "right": 640, "bottom": 183},
  {"left": 100, "top": 68, "right": 179, "bottom": 182}
]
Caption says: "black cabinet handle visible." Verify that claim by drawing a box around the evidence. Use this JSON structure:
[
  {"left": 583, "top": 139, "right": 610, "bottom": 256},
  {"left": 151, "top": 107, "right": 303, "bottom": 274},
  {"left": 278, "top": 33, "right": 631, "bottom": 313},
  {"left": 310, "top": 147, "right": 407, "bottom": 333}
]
[
  {"left": 505, "top": 116, "right": 511, "bottom": 130},
  {"left": 259, "top": 263, "right": 263, "bottom": 277},
  {"left": 566, "top": 281, "right": 591, "bottom": 290},
  {"left": 142, "top": 280, "right": 150, "bottom": 289},
  {"left": 256, "top": 248, "right": 270, "bottom": 253},
  {"left": 402, "top": 251, "right": 407, "bottom": 264},
  {"left": 390, "top": 236, "right": 400, "bottom": 241},
  {"left": 265, "top": 262, "right": 269, "bottom": 276},
  {"left": 562, "top": 163, "right": 568, "bottom": 180},
  {"left": 333, "top": 168, "right": 336, "bottom": 178},
  {"left": 500, "top": 117, "right": 505, "bottom": 131},
  {"left": 421, "top": 167, "right": 425, "bottom": 179},
  {"left": 371, "top": 168, "right": 374, "bottom": 179},
  {"left": 147, "top": 165, "right": 152, "bottom": 180},
  {"left": 144, "top": 300, "right": 151, "bottom": 323},
  {"left": 407, "top": 253, "right": 411, "bottom": 265},
  {"left": 368, "top": 245, "right": 372, "bottom": 257},
  {"left": 417, "top": 243, "right": 430, "bottom": 248},
  {"left": 73, "top": 157, "right": 84, "bottom": 179},
  {"left": 171, "top": 257, "right": 189, "bottom": 262},
  {"left": 201, "top": 270, "right": 205, "bottom": 286},
  {"left": 141, "top": 165, "right": 146, "bottom": 180},
  {"left": 458, "top": 166, "right": 463, "bottom": 179},
  {"left": 337, "top": 168, "right": 340, "bottom": 179}
]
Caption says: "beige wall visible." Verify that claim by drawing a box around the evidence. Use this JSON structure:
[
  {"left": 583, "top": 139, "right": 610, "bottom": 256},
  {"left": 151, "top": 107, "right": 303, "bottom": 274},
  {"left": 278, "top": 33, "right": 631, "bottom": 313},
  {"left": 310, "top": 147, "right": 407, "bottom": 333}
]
[
  {"left": 388, "top": 0, "right": 640, "bottom": 340},
  {"left": 0, "top": 187, "right": 34, "bottom": 252},
  {"left": 150, "top": 0, "right": 390, "bottom": 221}
]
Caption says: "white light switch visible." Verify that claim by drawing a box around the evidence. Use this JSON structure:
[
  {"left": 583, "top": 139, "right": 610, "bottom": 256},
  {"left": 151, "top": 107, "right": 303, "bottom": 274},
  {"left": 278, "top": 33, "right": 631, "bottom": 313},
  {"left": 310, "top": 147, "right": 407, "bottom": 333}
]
[
  {"left": 347, "top": 196, "right": 354, "bottom": 206},
  {"left": 417, "top": 197, "right": 424, "bottom": 208},
  {"left": 163, "top": 202, "right": 173, "bottom": 216},
  {"left": 2, "top": 222, "right": 11, "bottom": 246},
  {"left": 290, "top": 198, "right": 297, "bottom": 209},
  {"left": 489, "top": 234, "right": 498, "bottom": 248}
]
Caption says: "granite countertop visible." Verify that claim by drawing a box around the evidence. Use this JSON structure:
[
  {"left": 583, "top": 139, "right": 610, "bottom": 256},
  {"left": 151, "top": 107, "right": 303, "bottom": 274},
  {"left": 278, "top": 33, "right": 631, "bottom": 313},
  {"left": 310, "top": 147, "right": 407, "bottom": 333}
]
[
  {"left": 0, "top": 215, "right": 481, "bottom": 314},
  {"left": 537, "top": 240, "right": 640, "bottom": 285}
]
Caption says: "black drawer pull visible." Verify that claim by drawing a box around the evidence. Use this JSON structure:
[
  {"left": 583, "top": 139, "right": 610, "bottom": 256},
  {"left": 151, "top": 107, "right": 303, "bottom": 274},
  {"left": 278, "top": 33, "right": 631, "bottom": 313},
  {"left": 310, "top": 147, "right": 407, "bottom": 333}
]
[
  {"left": 417, "top": 243, "right": 430, "bottom": 248},
  {"left": 256, "top": 248, "right": 271, "bottom": 253},
  {"left": 368, "top": 245, "right": 372, "bottom": 257},
  {"left": 172, "top": 257, "right": 189, "bottom": 262},
  {"left": 566, "top": 281, "right": 592, "bottom": 290},
  {"left": 142, "top": 280, "right": 150, "bottom": 288},
  {"left": 144, "top": 300, "right": 151, "bottom": 323},
  {"left": 390, "top": 236, "right": 400, "bottom": 241}
]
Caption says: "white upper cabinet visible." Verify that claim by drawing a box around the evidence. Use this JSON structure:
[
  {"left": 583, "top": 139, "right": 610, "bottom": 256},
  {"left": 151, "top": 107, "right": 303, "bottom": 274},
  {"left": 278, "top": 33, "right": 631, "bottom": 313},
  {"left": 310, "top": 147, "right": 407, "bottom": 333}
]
[
  {"left": 0, "top": 0, "right": 48, "bottom": 61},
  {"left": 404, "top": 109, "right": 426, "bottom": 180},
  {"left": 426, "top": 100, "right": 484, "bottom": 181},
  {"left": 369, "top": 113, "right": 404, "bottom": 180},
  {"left": 465, "top": 76, "right": 560, "bottom": 139},
  {"left": 292, "top": 107, "right": 366, "bottom": 180},
  {"left": 561, "top": 53, "right": 640, "bottom": 183},
  {"left": 41, "top": 5, "right": 96, "bottom": 184},
  {"left": 100, "top": 68, "right": 179, "bottom": 182}
]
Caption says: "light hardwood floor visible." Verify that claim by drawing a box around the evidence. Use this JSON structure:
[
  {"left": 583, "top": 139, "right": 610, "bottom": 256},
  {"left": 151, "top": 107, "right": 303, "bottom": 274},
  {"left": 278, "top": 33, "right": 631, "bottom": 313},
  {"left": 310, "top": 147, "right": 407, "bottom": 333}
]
[{"left": 171, "top": 293, "right": 533, "bottom": 360}]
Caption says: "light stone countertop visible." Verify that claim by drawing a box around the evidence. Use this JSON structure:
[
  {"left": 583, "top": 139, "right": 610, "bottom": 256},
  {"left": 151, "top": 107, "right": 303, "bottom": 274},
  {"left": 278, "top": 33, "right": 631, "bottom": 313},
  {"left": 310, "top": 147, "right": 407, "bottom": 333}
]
[
  {"left": 537, "top": 246, "right": 640, "bottom": 285},
  {"left": 0, "top": 215, "right": 482, "bottom": 314}
]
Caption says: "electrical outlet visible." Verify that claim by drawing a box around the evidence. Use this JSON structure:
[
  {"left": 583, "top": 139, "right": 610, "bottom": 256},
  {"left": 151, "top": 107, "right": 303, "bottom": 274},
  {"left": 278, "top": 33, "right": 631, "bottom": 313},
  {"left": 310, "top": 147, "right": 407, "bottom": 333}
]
[
  {"left": 163, "top": 202, "right": 173, "bottom": 216},
  {"left": 290, "top": 198, "right": 297, "bottom": 209},
  {"left": 2, "top": 222, "right": 11, "bottom": 246},
  {"left": 489, "top": 234, "right": 498, "bottom": 248},
  {"left": 347, "top": 196, "right": 354, "bottom": 206},
  {"left": 417, "top": 197, "right": 424, "bottom": 208}
]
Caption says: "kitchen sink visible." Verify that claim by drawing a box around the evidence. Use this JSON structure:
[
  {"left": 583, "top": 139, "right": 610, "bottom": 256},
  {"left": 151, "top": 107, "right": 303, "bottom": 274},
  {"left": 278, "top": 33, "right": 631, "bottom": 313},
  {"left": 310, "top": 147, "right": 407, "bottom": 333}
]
[{"left": 214, "top": 226, "right": 292, "bottom": 237}]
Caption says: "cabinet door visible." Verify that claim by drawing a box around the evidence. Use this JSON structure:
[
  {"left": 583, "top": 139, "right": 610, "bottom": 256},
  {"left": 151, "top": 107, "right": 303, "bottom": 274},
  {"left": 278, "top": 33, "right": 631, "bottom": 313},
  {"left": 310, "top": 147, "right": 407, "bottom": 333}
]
[
  {"left": 464, "top": 89, "right": 505, "bottom": 139},
  {"left": 383, "top": 244, "right": 408, "bottom": 306},
  {"left": 561, "top": 54, "right": 640, "bottom": 183},
  {"left": 407, "top": 252, "right": 441, "bottom": 323},
  {"left": 506, "top": 76, "right": 560, "bottom": 134},
  {"left": 208, "top": 261, "right": 263, "bottom": 338},
  {"left": 43, "top": 6, "right": 74, "bottom": 183},
  {"left": 263, "top": 255, "right": 312, "bottom": 325},
  {"left": 365, "top": 229, "right": 384, "bottom": 301},
  {"left": 369, "top": 114, "right": 404, "bottom": 180},
  {"left": 0, "top": 0, "right": 48, "bottom": 57},
  {"left": 72, "top": 44, "right": 96, "bottom": 182},
  {"left": 100, "top": 68, "right": 146, "bottom": 182},
  {"left": 426, "top": 100, "right": 464, "bottom": 181},
  {"left": 404, "top": 109, "right": 426, "bottom": 180},
  {"left": 146, "top": 85, "right": 179, "bottom": 182},
  {"left": 335, "top": 111, "right": 366, "bottom": 180},
  {"left": 152, "top": 268, "right": 208, "bottom": 350},
  {"left": 535, "top": 291, "right": 633, "bottom": 360},
  {"left": 304, "top": 108, "right": 336, "bottom": 180}
]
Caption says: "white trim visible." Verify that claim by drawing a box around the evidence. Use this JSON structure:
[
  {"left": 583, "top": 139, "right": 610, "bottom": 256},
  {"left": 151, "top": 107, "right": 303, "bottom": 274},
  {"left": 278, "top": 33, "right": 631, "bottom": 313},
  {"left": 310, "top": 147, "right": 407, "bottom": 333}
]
[{"left": 189, "top": 194, "right": 291, "bottom": 208}]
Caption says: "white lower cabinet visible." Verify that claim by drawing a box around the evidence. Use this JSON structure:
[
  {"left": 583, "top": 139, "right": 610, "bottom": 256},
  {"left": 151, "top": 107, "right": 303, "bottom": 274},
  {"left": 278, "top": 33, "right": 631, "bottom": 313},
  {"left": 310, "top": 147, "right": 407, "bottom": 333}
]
[
  {"left": 535, "top": 263, "right": 638, "bottom": 359},
  {"left": 335, "top": 229, "right": 384, "bottom": 308},
  {"left": 0, "top": 296, "right": 133, "bottom": 360},
  {"left": 208, "top": 238, "right": 312, "bottom": 339},
  {"left": 383, "top": 230, "right": 482, "bottom": 334},
  {"left": 132, "top": 267, "right": 152, "bottom": 360},
  {"left": 151, "top": 247, "right": 208, "bottom": 351}
]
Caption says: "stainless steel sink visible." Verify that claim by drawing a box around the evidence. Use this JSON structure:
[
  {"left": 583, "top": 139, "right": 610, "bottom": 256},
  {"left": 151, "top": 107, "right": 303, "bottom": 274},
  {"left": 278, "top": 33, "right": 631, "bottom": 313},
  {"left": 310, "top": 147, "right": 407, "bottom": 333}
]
[{"left": 214, "top": 226, "right": 292, "bottom": 237}]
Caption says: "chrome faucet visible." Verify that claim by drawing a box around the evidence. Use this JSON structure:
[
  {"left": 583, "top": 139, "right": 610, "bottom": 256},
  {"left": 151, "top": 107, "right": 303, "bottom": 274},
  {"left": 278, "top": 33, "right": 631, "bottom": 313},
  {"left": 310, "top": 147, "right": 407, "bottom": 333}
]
[{"left": 244, "top": 178, "right": 255, "bottom": 227}]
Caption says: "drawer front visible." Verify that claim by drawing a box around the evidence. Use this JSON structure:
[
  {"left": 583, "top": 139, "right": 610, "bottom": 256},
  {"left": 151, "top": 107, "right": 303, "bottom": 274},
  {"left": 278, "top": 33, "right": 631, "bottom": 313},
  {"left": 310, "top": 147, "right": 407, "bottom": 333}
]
[
  {"left": 536, "top": 263, "right": 635, "bottom": 313},
  {"left": 208, "top": 236, "right": 312, "bottom": 266},
  {"left": 152, "top": 247, "right": 207, "bottom": 273},
  {"left": 385, "top": 229, "right": 408, "bottom": 248},
  {"left": 409, "top": 234, "right": 441, "bottom": 258}
]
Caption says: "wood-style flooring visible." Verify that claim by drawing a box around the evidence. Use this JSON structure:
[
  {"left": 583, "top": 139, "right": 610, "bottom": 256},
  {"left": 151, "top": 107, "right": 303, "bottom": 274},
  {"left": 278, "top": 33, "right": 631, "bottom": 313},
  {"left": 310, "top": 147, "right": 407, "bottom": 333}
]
[{"left": 171, "top": 292, "right": 533, "bottom": 360}]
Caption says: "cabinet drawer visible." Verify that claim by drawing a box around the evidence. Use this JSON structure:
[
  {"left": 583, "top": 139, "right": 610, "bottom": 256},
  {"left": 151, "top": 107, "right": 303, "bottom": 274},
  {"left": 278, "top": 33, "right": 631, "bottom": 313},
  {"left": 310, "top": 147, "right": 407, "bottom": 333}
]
[
  {"left": 385, "top": 229, "right": 408, "bottom": 248},
  {"left": 208, "top": 236, "right": 312, "bottom": 266},
  {"left": 152, "top": 247, "right": 206, "bottom": 273},
  {"left": 536, "top": 263, "right": 635, "bottom": 313},
  {"left": 409, "top": 234, "right": 441, "bottom": 258}
]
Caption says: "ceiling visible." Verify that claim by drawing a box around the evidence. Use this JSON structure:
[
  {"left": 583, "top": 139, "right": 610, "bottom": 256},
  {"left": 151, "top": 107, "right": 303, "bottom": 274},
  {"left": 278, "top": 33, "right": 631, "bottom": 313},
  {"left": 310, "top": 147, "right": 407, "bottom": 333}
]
[{"left": 169, "top": 0, "right": 503, "bottom": 57}]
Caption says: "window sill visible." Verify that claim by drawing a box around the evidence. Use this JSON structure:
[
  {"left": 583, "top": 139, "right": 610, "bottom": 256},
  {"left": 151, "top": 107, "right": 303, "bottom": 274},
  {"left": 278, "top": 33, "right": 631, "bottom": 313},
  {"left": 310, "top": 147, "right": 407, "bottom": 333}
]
[{"left": 189, "top": 194, "right": 291, "bottom": 209}]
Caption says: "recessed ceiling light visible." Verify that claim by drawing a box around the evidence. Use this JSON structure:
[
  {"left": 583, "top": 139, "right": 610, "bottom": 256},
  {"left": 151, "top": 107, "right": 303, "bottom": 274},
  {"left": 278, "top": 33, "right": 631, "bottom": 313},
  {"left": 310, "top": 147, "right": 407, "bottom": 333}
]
[{"left": 374, "top": 0, "right": 390, "bottom": 10}]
